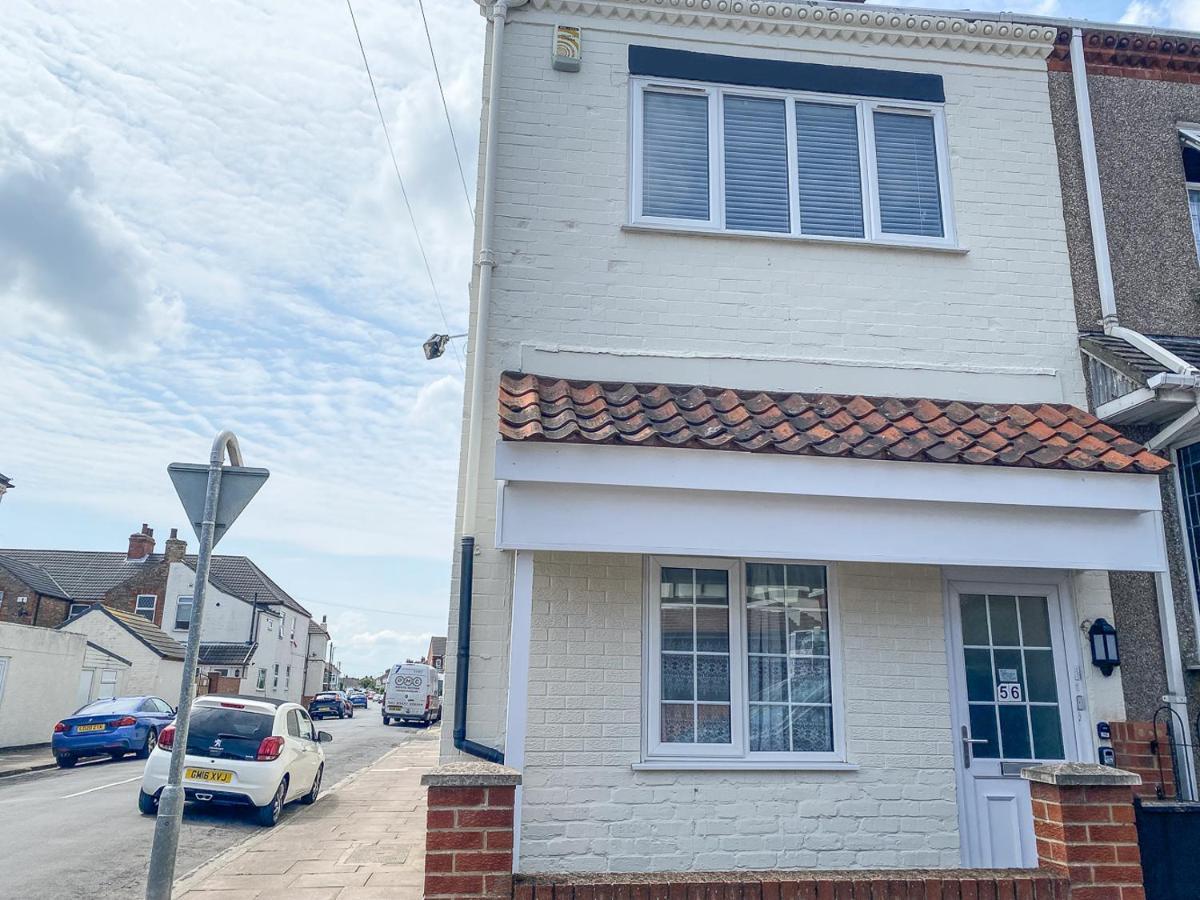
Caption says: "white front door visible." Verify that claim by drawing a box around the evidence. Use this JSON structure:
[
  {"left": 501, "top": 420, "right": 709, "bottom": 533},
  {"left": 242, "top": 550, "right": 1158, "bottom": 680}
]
[{"left": 948, "top": 582, "right": 1081, "bottom": 868}]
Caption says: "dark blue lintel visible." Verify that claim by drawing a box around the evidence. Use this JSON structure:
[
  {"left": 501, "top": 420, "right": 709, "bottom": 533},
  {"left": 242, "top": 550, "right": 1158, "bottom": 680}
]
[{"left": 629, "top": 45, "right": 945, "bottom": 104}]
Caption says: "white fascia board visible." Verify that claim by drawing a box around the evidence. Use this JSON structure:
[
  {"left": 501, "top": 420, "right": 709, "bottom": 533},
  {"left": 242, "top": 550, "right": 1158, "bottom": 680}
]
[
  {"left": 494, "top": 441, "right": 1162, "bottom": 514},
  {"left": 496, "top": 481, "right": 1167, "bottom": 572}
]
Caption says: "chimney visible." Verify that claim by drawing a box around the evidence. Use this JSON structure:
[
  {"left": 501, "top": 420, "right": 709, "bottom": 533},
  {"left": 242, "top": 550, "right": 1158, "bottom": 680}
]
[
  {"left": 164, "top": 527, "right": 187, "bottom": 563},
  {"left": 127, "top": 523, "right": 155, "bottom": 561}
]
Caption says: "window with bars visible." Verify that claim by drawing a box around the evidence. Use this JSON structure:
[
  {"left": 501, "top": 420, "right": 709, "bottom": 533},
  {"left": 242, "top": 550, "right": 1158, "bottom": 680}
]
[
  {"left": 647, "top": 558, "right": 841, "bottom": 762},
  {"left": 632, "top": 80, "right": 952, "bottom": 246}
]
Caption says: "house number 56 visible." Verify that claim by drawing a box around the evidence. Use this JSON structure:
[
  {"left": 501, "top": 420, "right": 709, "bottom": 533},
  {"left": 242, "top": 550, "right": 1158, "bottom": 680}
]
[{"left": 997, "top": 683, "right": 1023, "bottom": 703}]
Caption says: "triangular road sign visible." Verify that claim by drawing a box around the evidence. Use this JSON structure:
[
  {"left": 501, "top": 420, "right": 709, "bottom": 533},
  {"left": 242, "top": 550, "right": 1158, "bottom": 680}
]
[{"left": 168, "top": 463, "right": 270, "bottom": 547}]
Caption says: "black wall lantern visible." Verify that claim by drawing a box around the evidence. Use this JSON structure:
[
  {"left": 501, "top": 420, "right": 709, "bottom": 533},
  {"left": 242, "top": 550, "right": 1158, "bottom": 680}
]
[{"left": 1089, "top": 617, "right": 1120, "bottom": 676}]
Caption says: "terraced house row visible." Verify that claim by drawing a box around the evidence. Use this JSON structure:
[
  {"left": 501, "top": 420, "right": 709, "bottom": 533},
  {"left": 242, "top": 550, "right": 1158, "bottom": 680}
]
[{"left": 427, "top": 1, "right": 1200, "bottom": 896}]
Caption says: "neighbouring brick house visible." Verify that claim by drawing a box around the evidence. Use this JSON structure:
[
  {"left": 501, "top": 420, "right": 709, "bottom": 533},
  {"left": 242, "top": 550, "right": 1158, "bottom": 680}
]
[
  {"left": 1048, "top": 24, "right": 1200, "bottom": 797},
  {"left": 0, "top": 524, "right": 186, "bottom": 629},
  {"left": 432, "top": 0, "right": 1193, "bottom": 893},
  {"left": 426, "top": 635, "right": 446, "bottom": 672}
]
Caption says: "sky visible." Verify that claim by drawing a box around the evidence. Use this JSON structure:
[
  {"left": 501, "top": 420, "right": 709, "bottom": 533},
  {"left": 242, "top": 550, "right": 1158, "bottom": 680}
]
[{"left": 1, "top": 0, "right": 1197, "bottom": 677}]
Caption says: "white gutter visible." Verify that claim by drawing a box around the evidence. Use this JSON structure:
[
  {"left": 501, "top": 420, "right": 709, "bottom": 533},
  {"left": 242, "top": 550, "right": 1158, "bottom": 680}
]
[{"left": 1071, "top": 28, "right": 1198, "bottom": 798}]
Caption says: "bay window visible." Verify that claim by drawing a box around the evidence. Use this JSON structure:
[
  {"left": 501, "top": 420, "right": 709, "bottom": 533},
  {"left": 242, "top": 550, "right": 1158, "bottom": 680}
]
[
  {"left": 645, "top": 557, "right": 844, "bottom": 766},
  {"left": 632, "top": 79, "right": 953, "bottom": 247}
]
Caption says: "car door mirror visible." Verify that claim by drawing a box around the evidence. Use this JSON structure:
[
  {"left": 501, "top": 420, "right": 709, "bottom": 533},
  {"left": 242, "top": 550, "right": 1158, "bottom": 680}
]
[{"left": 318, "top": 731, "right": 333, "bottom": 743}]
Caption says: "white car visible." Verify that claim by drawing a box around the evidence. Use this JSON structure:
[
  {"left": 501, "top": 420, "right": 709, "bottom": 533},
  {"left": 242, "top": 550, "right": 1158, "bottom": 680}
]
[{"left": 138, "top": 695, "right": 331, "bottom": 827}]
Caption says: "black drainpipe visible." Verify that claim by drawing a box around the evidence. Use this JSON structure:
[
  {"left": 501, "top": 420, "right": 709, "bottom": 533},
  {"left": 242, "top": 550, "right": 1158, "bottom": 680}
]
[{"left": 453, "top": 535, "right": 504, "bottom": 763}]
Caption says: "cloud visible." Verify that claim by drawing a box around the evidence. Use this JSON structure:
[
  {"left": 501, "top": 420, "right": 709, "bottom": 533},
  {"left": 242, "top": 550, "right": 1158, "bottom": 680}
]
[
  {"left": 0, "top": 128, "right": 181, "bottom": 352},
  {"left": 1121, "top": 0, "right": 1200, "bottom": 29}
]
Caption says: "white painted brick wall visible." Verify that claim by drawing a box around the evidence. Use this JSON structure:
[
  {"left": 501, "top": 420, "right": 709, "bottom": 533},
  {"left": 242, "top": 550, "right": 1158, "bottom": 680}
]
[
  {"left": 443, "top": 5, "right": 1091, "bottom": 765},
  {"left": 519, "top": 553, "right": 960, "bottom": 873}
]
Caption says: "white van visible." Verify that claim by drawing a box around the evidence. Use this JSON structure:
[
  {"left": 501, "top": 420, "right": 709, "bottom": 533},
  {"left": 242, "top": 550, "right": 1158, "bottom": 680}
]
[{"left": 382, "top": 663, "right": 442, "bottom": 727}]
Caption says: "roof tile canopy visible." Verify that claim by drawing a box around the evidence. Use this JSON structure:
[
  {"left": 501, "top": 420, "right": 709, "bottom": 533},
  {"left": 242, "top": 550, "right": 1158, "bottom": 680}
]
[{"left": 498, "top": 372, "right": 1169, "bottom": 475}]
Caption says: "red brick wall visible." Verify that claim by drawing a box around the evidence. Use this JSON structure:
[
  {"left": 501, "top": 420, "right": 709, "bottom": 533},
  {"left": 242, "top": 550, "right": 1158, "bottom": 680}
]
[
  {"left": 0, "top": 569, "right": 69, "bottom": 628},
  {"left": 515, "top": 873, "right": 1067, "bottom": 899},
  {"left": 1030, "top": 781, "right": 1144, "bottom": 900},
  {"left": 425, "top": 785, "right": 515, "bottom": 899},
  {"left": 101, "top": 560, "right": 170, "bottom": 628},
  {"left": 1109, "top": 721, "right": 1176, "bottom": 800}
]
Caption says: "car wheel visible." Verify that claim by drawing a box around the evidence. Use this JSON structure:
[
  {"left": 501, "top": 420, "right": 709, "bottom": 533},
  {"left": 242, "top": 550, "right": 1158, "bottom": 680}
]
[
  {"left": 138, "top": 789, "right": 158, "bottom": 816},
  {"left": 301, "top": 764, "right": 323, "bottom": 805},
  {"left": 56, "top": 755, "right": 76, "bottom": 769},
  {"left": 136, "top": 729, "right": 157, "bottom": 760},
  {"left": 348, "top": 708, "right": 354, "bottom": 718},
  {"left": 255, "top": 778, "right": 288, "bottom": 827},
  {"left": 338, "top": 710, "right": 344, "bottom": 719}
]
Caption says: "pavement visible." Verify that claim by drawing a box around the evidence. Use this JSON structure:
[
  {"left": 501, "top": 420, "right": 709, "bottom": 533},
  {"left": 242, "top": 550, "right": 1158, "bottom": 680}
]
[
  {"left": 0, "top": 703, "right": 432, "bottom": 899},
  {"left": 0, "top": 743, "right": 56, "bottom": 777},
  {"left": 175, "top": 722, "right": 439, "bottom": 899}
]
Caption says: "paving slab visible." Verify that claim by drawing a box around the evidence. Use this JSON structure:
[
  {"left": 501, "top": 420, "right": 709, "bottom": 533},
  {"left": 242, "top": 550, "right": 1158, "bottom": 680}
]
[{"left": 176, "top": 729, "right": 440, "bottom": 900}]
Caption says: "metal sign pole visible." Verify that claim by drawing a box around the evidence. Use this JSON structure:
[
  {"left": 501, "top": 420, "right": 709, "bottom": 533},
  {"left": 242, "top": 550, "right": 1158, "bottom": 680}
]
[{"left": 145, "top": 431, "right": 242, "bottom": 900}]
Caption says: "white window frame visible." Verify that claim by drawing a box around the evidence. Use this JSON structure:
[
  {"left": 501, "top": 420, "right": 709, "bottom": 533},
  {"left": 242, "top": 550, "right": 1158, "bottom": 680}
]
[
  {"left": 174, "top": 596, "right": 193, "bottom": 631},
  {"left": 273, "top": 664, "right": 279, "bottom": 689},
  {"left": 643, "top": 556, "right": 846, "bottom": 767},
  {"left": 629, "top": 77, "right": 957, "bottom": 250},
  {"left": 68, "top": 602, "right": 89, "bottom": 619},
  {"left": 134, "top": 594, "right": 156, "bottom": 620},
  {"left": 256, "top": 667, "right": 267, "bottom": 691}
]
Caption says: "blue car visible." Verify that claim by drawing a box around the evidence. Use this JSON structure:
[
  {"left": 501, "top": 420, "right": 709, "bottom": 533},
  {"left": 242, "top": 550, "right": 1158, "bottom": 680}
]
[
  {"left": 348, "top": 691, "right": 367, "bottom": 709},
  {"left": 52, "top": 696, "right": 175, "bottom": 768}
]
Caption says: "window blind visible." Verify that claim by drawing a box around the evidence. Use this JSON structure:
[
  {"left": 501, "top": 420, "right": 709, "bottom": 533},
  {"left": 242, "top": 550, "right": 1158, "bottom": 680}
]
[
  {"left": 795, "top": 102, "right": 864, "bottom": 238},
  {"left": 874, "top": 111, "right": 943, "bottom": 238},
  {"left": 723, "top": 96, "right": 789, "bottom": 233},
  {"left": 642, "top": 91, "right": 710, "bottom": 220}
]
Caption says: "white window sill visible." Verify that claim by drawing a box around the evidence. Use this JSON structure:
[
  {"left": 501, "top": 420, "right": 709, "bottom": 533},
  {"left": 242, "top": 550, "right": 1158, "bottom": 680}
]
[
  {"left": 622, "top": 222, "right": 968, "bottom": 254},
  {"left": 632, "top": 759, "right": 859, "bottom": 773}
]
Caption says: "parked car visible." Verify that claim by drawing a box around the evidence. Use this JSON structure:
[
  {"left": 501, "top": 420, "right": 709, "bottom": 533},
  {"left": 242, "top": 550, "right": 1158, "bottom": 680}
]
[
  {"left": 382, "top": 662, "right": 442, "bottom": 726},
  {"left": 308, "top": 690, "right": 352, "bottom": 720},
  {"left": 347, "top": 690, "right": 367, "bottom": 709},
  {"left": 52, "top": 696, "right": 175, "bottom": 768},
  {"left": 138, "top": 695, "right": 331, "bottom": 826}
]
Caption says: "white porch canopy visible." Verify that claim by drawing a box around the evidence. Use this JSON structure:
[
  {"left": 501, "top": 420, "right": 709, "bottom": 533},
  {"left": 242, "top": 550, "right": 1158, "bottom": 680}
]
[{"left": 494, "top": 441, "right": 1166, "bottom": 572}]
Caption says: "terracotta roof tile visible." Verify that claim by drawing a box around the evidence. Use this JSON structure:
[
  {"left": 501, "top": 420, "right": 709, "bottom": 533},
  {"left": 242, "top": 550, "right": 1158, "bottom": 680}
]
[{"left": 497, "top": 373, "right": 1171, "bottom": 476}]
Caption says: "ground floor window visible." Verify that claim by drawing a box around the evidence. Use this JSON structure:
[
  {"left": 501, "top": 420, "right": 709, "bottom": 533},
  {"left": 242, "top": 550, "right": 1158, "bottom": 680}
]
[
  {"left": 646, "top": 557, "right": 841, "bottom": 763},
  {"left": 256, "top": 668, "right": 267, "bottom": 691}
]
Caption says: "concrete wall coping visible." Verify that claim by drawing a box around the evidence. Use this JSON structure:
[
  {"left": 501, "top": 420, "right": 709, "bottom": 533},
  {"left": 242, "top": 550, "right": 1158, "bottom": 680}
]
[
  {"left": 1020, "top": 762, "right": 1142, "bottom": 786},
  {"left": 421, "top": 761, "right": 522, "bottom": 787}
]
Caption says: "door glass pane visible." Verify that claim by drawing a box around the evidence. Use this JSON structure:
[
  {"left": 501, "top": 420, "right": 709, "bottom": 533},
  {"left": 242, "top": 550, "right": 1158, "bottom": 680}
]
[
  {"left": 659, "top": 566, "right": 731, "bottom": 745},
  {"left": 969, "top": 704, "right": 1000, "bottom": 759},
  {"left": 1030, "top": 706, "right": 1066, "bottom": 760},
  {"left": 747, "top": 605, "right": 786, "bottom": 654},
  {"left": 1024, "top": 649, "right": 1057, "bottom": 703},
  {"left": 1019, "top": 596, "right": 1052, "bottom": 647},
  {"left": 787, "top": 609, "right": 828, "bottom": 656},
  {"left": 988, "top": 596, "right": 1021, "bottom": 646},
  {"left": 964, "top": 648, "right": 994, "bottom": 702},
  {"left": 695, "top": 569, "right": 729, "bottom": 604},
  {"left": 695, "top": 607, "right": 729, "bottom": 652},
  {"left": 962, "top": 592, "right": 1065, "bottom": 762},
  {"left": 999, "top": 705, "right": 1032, "bottom": 759},
  {"left": 661, "top": 568, "right": 694, "bottom": 601},
  {"left": 960, "top": 594, "right": 989, "bottom": 645}
]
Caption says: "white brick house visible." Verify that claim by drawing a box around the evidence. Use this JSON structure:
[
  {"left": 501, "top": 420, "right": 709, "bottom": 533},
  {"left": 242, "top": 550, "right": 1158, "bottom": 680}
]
[{"left": 442, "top": 0, "right": 1184, "bottom": 877}]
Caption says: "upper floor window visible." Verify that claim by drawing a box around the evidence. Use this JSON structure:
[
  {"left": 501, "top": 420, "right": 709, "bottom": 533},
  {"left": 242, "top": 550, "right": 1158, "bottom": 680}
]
[
  {"left": 175, "top": 596, "right": 193, "bottom": 631},
  {"left": 631, "top": 79, "right": 954, "bottom": 247},
  {"left": 134, "top": 594, "right": 156, "bottom": 621},
  {"left": 1181, "top": 128, "right": 1200, "bottom": 262}
]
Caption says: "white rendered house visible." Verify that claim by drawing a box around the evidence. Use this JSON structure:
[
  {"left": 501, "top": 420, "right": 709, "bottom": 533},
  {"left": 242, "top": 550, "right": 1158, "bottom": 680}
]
[{"left": 441, "top": 0, "right": 1187, "bottom": 877}]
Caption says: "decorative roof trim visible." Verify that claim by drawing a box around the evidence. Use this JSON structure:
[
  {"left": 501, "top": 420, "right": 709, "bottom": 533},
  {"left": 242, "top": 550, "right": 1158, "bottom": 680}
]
[
  {"left": 1048, "top": 28, "right": 1200, "bottom": 79},
  {"left": 508, "top": 0, "right": 1059, "bottom": 59}
]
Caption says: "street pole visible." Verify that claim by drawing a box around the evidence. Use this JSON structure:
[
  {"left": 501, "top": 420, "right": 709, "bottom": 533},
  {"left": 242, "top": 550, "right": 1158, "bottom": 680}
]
[{"left": 146, "top": 431, "right": 243, "bottom": 900}]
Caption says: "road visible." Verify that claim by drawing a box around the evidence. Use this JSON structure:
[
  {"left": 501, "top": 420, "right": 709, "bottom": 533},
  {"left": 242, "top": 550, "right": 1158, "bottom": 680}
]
[{"left": 0, "top": 703, "right": 434, "bottom": 900}]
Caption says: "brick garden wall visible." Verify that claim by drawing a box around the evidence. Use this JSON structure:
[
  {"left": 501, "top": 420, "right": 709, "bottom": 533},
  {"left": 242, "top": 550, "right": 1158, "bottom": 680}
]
[
  {"left": 1109, "top": 721, "right": 1176, "bottom": 800},
  {"left": 425, "top": 784, "right": 516, "bottom": 899}
]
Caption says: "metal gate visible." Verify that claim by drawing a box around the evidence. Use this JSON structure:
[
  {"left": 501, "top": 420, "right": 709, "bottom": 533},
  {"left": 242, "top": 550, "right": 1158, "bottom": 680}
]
[{"left": 1134, "top": 708, "right": 1200, "bottom": 900}]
